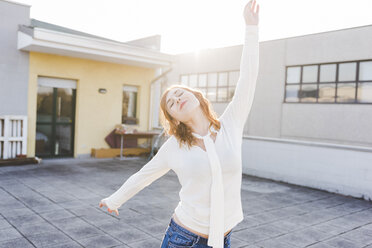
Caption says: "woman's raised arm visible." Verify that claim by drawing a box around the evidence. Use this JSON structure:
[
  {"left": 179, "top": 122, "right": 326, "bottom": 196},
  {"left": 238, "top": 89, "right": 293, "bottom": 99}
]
[{"left": 219, "top": 0, "right": 260, "bottom": 134}]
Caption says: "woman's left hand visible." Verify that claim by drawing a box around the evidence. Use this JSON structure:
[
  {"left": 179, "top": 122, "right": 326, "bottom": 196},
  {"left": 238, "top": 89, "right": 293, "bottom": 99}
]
[{"left": 243, "top": 0, "right": 259, "bottom": 26}]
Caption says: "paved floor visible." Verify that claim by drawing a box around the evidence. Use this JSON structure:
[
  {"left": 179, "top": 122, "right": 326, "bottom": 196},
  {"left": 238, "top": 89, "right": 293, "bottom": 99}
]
[{"left": 0, "top": 157, "right": 372, "bottom": 248}]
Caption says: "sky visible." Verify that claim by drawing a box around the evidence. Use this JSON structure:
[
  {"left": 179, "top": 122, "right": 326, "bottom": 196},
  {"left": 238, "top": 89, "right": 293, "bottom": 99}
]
[{"left": 14, "top": 0, "right": 372, "bottom": 55}]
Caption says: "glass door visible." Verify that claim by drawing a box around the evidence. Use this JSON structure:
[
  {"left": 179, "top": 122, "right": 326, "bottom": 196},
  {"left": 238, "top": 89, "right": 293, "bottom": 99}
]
[{"left": 36, "top": 85, "right": 76, "bottom": 158}]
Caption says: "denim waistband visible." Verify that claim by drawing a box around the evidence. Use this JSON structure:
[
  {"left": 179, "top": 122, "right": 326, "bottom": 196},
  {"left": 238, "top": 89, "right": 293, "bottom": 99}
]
[{"left": 169, "top": 217, "right": 232, "bottom": 244}]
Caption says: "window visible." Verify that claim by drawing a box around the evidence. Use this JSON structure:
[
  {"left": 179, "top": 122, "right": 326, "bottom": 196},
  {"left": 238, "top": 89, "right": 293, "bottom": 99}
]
[
  {"left": 122, "top": 85, "right": 138, "bottom": 124},
  {"left": 284, "top": 59, "right": 372, "bottom": 104},
  {"left": 179, "top": 70, "right": 240, "bottom": 103}
]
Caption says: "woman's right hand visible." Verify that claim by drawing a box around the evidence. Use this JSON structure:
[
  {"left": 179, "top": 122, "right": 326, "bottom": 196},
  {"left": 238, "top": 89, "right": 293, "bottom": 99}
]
[
  {"left": 244, "top": 0, "right": 259, "bottom": 26},
  {"left": 99, "top": 199, "right": 119, "bottom": 216}
]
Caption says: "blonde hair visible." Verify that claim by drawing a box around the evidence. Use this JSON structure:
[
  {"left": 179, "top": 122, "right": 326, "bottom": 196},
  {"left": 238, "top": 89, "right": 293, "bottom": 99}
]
[{"left": 159, "top": 84, "right": 221, "bottom": 149}]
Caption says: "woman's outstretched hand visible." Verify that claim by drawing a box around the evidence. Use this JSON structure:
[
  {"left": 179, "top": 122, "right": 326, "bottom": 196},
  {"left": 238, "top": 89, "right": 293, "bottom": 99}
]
[
  {"left": 99, "top": 199, "right": 119, "bottom": 216},
  {"left": 244, "top": 0, "right": 259, "bottom": 26}
]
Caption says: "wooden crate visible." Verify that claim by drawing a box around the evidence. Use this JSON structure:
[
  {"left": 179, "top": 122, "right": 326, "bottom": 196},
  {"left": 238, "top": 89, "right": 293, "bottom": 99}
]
[{"left": 91, "top": 147, "right": 151, "bottom": 158}]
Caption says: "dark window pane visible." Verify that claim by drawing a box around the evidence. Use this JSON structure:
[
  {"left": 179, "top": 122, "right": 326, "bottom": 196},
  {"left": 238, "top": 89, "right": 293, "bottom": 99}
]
[
  {"left": 122, "top": 86, "right": 138, "bottom": 124},
  {"left": 55, "top": 124, "right": 72, "bottom": 156},
  {"left": 218, "top": 72, "right": 228, "bottom": 87},
  {"left": 199, "top": 87, "right": 207, "bottom": 97},
  {"left": 229, "top": 71, "right": 239, "bottom": 86},
  {"left": 338, "top": 62, "right": 356, "bottom": 81},
  {"left": 56, "top": 88, "right": 73, "bottom": 123},
  {"left": 357, "top": 82, "right": 372, "bottom": 103},
  {"left": 37, "top": 86, "right": 54, "bottom": 122},
  {"left": 207, "top": 87, "right": 217, "bottom": 102},
  {"left": 359, "top": 61, "right": 372, "bottom": 81},
  {"left": 300, "top": 84, "right": 317, "bottom": 102},
  {"left": 318, "top": 83, "right": 336, "bottom": 102},
  {"left": 189, "top": 74, "right": 197, "bottom": 87},
  {"left": 285, "top": 85, "right": 300, "bottom": 102},
  {"left": 302, "top": 65, "right": 318, "bottom": 83},
  {"left": 35, "top": 124, "right": 52, "bottom": 155},
  {"left": 336, "top": 83, "right": 356, "bottom": 103},
  {"left": 320, "top": 64, "right": 336, "bottom": 82},
  {"left": 286, "top": 67, "right": 301, "bottom": 84},
  {"left": 181, "top": 75, "right": 188, "bottom": 85},
  {"left": 199, "top": 74, "right": 207, "bottom": 87},
  {"left": 208, "top": 73, "right": 217, "bottom": 87},
  {"left": 228, "top": 87, "right": 235, "bottom": 100},
  {"left": 217, "top": 87, "right": 228, "bottom": 101}
]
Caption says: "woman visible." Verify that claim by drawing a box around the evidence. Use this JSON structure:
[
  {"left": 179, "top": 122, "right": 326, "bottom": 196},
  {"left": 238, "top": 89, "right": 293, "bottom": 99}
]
[{"left": 99, "top": 1, "right": 260, "bottom": 247}]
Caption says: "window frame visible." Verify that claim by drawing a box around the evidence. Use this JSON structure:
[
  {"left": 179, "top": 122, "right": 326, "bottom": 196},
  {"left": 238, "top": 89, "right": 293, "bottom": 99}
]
[
  {"left": 284, "top": 59, "right": 372, "bottom": 104},
  {"left": 179, "top": 70, "right": 240, "bottom": 103}
]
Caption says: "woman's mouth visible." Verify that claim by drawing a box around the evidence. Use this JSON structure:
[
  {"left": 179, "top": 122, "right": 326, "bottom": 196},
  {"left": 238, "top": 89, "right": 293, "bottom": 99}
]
[{"left": 180, "top": 100, "right": 187, "bottom": 110}]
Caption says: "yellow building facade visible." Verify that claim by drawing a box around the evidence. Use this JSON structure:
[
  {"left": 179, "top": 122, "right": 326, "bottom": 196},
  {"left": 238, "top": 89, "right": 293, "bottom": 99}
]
[{"left": 27, "top": 52, "right": 158, "bottom": 158}]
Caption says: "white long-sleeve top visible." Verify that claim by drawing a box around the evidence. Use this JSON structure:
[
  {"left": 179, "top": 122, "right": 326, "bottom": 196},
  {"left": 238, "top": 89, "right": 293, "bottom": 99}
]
[{"left": 101, "top": 24, "right": 259, "bottom": 247}]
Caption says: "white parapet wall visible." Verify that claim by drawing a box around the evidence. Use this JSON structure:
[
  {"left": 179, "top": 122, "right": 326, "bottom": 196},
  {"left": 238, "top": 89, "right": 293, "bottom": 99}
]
[
  {"left": 0, "top": 115, "right": 28, "bottom": 159},
  {"left": 242, "top": 135, "right": 372, "bottom": 201}
]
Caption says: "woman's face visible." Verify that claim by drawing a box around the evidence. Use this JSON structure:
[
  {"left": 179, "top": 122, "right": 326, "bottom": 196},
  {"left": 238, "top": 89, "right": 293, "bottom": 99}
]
[{"left": 166, "top": 88, "right": 200, "bottom": 122}]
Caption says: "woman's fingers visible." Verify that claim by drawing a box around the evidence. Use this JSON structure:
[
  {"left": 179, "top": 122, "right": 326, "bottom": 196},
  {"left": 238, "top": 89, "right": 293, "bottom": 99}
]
[
  {"left": 251, "top": 0, "right": 256, "bottom": 12},
  {"left": 98, "top": 200, "right": 118, "bottom": 215},
  {"left": 107, "top": 208, "right": 119, "bottom": 216}
]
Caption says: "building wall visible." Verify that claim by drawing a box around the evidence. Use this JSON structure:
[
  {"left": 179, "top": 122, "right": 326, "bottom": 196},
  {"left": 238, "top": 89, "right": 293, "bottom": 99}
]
[
  {"left": 279, "top": 25, "right": 372, "bottom": 147},
  {"left": 28, "top": 52, "right": 156, "bottom": 157},
  {"left": 167, "top": 25, "right": 372, "bottom": 148},
  {"left": 0, "top": 0, "right": 30, "bottom": 115},
  {"left": 166, "top": 25, "right": 372, "bottom": 199}
]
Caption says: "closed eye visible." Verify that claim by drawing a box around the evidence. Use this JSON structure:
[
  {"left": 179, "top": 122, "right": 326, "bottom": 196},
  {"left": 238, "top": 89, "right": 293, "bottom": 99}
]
[{"left": 170, "top": 92, "right": 184, "bottom": 108}]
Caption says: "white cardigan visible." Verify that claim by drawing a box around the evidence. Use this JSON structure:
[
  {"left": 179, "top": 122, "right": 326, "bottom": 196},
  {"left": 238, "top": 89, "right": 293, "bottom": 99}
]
[{"left": 102, "top": 24, "right": 259, "bottom": 248}]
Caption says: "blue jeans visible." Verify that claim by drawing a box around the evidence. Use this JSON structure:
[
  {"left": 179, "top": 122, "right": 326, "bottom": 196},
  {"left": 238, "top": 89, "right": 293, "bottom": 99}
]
[{"left": 160, "top": 217, "right": 232, "bottom": 248}]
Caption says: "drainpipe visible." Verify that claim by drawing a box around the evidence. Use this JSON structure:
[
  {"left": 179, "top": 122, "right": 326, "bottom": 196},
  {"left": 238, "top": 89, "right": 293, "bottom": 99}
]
[{"left": 148, "top": 66, "right": 173, "bottom": 131}]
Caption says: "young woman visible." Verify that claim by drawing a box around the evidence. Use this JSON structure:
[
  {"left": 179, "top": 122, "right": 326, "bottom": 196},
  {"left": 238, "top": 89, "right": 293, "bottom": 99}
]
[{"left": 99, "top": 1, "right": 260, "bottom": 247}]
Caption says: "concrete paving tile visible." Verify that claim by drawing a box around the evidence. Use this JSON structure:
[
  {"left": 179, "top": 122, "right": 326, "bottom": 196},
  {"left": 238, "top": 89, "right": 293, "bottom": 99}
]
[
  {"left": 292, "top": 226, "right": 334, "bottom": 243},
  {"left": 30, "top": 202, "right": 65, "bottom": 213},
  {"left": 0, "top": 199, "right": 27, "bottom": 209},
  {"left": 248, "top": 211, "right": 283, "bottom": 224},
  {"left": 17, "top": 222, "right": 59, "bottom": 236},
  {"left": 6, "top": 213, "right": 46, "bottom": 228},
  {"left": 306, "top": 242, "right": 337, "bottom": 248},
  {"left": 229, "top": 216, "right": 261, "bottom": 231},
  {"left": 327, "top": 215, "right": 370, "bottom": 230},
  {"left": 311, "top": 222, "right": 349, "bottom": 236},
  {"left": 39, "top": 209, "right": 76, "bottom": 221},
  {"left": 0, "top": 218, "right": 12, "bottom": 230},
  {"left": 126, "top": 236, "right": 162, "bottom": 248},
  {"left": 248, "top": 224, "right": 287, "bottom": 238},
  {"left": 49, "top": 216, "right": 90, "bottom": 230},
  {"left": 46, "top": 241, "right": 83, "bottom": 248},
  {"left": 324, "top": 236, "right": 365, "bottom": 248},
  {"left": 0, "top": 227, "right": 22, "bottom": 242},
  {"left": 76, "top": 234, "right": 122, "bottom": 248},
  {"left": 270, "top": 219, "right": 308, "bottom": 232},
  {"left": 230, "top": 236, "right": 250, "bottom": 248},
  {"left": 0, "top": 207, "right": 35, "bottom": 218},
  {"left": 273, "top": 231, "right": 318, "bottom": 247},
  {"left": 109, "top": 227, "right": 153, "bottom": 244},
  {"left": 0, "top": 238, "right": 34, "bottom": 248},
  {"left": 19, "top": 196, "right": 54, "bottom": 207},
  {"left": 26, "top": 231, "right": 73, "bottom": 247},
  {"left": 63, "top": 224, "right": 106, "bottom": 240},
  {"left": 338, "top": 228, "right": 372, "bottom": 245},
  {"left": 233, "top": 227, "right": 271, "bottom": 243},
  {"left": 254, "top": 238, "right": 297, "bottom": 248}
]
